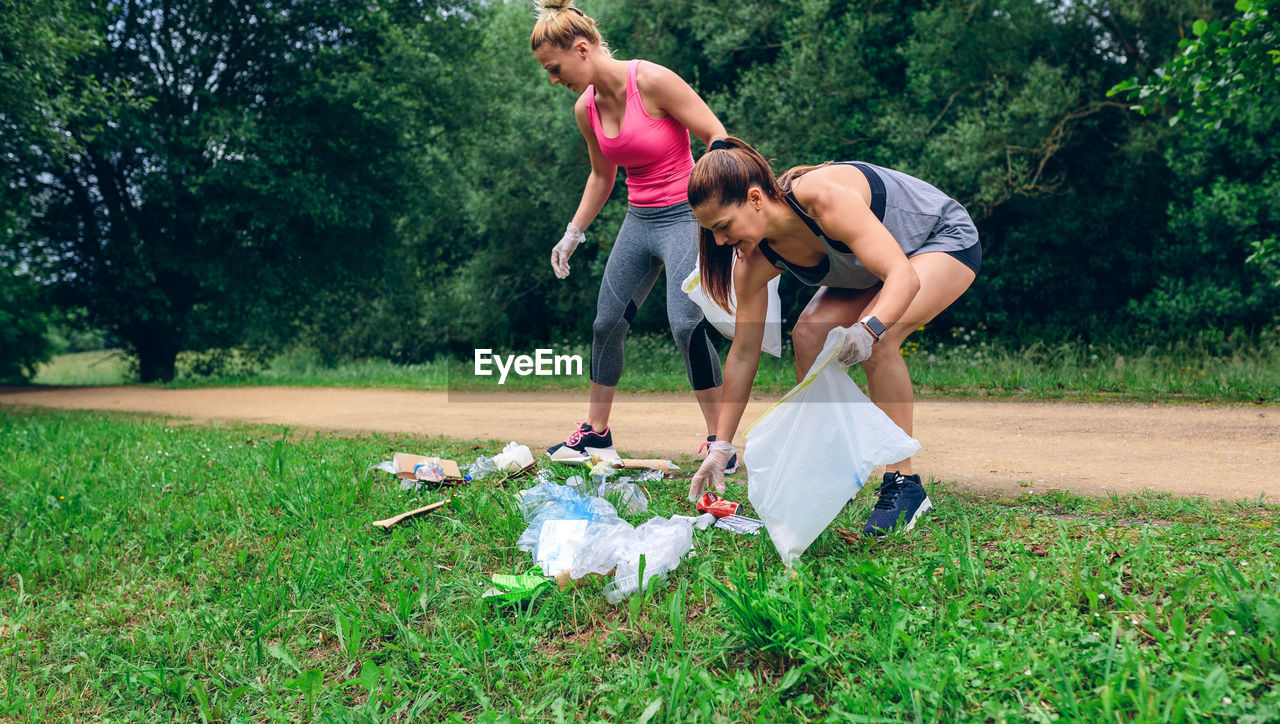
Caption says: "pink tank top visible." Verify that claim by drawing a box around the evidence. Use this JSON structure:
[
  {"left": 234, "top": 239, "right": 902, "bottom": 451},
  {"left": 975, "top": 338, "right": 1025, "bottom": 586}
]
[{"left": 584, "top": 59, "right": 695, "bottom": 207}]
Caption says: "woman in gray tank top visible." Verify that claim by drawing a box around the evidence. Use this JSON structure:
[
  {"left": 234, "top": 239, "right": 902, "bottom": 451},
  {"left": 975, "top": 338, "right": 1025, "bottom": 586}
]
[{"left": 685, "top": 137, "right": 982, "bottom": 538}]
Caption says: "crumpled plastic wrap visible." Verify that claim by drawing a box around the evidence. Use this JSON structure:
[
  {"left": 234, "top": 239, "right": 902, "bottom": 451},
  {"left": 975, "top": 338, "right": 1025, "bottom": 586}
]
[
  {"left": 516, "top": 482, "right": 618, "bottom": 554},
  {"left": 465, "top": 455, "right": 498, "bottom": 479},
  {"left": 493, "top": 441, "right": 535, "bottom": 473},
  {"left": 572, "top": 516, "right": 694, "bottom": 604},
  {"left": 514, "top": 482, "right": 694, "bottom": 603},
  {"left": 595, "top": 479, "right": 649, "bottom": 515}
]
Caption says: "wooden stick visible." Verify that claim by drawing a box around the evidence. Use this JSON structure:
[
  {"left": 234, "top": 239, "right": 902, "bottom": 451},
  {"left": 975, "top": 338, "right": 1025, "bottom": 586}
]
[
  {"left": 372, "top": 499, "right": 450, "bottom": 529},
  {"left": 496, "top": 460, "right": 539, "bottom": 485},
  {"left": 614, "top": 458, "right": 674, "bottom": 472}
]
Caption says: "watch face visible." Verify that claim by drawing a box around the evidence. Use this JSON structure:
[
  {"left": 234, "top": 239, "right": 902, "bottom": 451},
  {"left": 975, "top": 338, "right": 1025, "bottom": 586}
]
[{"left": 865, "top": 316, "right": 887, "bottom": 337}]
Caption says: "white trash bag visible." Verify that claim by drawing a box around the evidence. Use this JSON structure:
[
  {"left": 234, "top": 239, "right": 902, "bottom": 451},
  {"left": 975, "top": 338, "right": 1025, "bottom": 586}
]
[
  {"left": 744, "top": 327, "right": 921, "bottom": 566},
  {"left": 682, "top": 262, "right": 784, "bottom": 357}
]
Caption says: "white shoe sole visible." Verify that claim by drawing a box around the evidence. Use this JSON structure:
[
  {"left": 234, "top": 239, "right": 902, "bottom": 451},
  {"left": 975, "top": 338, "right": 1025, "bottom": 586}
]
[{"left": 901, "top": 497, "right": 933, "bottom": 534}]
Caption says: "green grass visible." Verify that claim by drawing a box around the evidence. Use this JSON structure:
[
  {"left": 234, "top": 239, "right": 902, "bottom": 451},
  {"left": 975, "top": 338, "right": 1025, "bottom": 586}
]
[
  {"left": 28, "top": 330, "right": 1280, "bottom": 404},
  {"left": 2, "top": 407, "right": 1278, "bottom": 721},
  {"left": 30, "top": 350, "right": 133, "bottom": 387}
]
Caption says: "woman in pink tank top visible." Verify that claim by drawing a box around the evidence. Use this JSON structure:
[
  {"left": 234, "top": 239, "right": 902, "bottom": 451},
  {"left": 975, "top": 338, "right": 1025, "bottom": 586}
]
[{"left": 531, "top": 0, "right": 736, "bottom": 472}]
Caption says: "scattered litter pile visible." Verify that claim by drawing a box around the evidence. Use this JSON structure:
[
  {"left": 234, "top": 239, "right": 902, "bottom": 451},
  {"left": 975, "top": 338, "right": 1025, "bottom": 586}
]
[
  {"left": 369, "top": 452, "right": 469, "bottom": 490},
  {"left": 370, "top": 440, "right": 769, "bottom": 604},
  {"left": 517, "top": 482, "right": 694, "bottom": 603}
]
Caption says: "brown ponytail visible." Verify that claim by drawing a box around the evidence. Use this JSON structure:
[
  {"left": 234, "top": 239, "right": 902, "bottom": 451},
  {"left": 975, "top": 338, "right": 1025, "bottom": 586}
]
[
  {"left": 688, "top": 137, "right": 784, "bottom": 312},
  {"left": 530, "top": 0, "right": 609, "bottom": 53}
]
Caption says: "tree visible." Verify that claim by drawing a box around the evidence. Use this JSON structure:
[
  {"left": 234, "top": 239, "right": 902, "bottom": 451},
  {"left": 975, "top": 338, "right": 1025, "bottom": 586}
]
[
  {"left": 6, "top": 1, "right": 475, "bottom": 380},
  {"left": 1110, "top": 0, "right": 1280, "bottom": 281},
  {"left": 2, "top": 0, "right": 104, "bottom": 381},
  {"left": 1111, "top": 0, "right": 1278, "bottom": 125},
  {"left": 0, "top": 267, "right": 52, "bottom": 383}
]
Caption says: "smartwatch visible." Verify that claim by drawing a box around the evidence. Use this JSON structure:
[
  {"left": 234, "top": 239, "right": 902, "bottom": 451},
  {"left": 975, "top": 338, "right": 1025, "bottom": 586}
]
[{"left": 859, "top": 315, "right": 886, "bottom": 342}]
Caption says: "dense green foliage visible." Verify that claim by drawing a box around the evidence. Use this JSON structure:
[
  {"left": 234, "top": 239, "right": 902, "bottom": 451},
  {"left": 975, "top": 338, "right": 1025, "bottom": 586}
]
[
  {"left": 2, "top": 408, "right": 1279, "bottom": 719},
  {"left": 1112, "top": 0, "right": 1278, "bottom": 126},
  {"left": 0, "top": 269, "right": 52, "bottom": 383},
  {"left": 0, "top": 0, "right": 99, "bottom": 381},
  {"left": 1111, "top": 0, "right": 1280, "bottom": 281},
  {"left": 4, "top": 1, "right": 476, "bottom": 380},
  {"left": 2, "top": 0, "right": 1276, "bottom": 379}
]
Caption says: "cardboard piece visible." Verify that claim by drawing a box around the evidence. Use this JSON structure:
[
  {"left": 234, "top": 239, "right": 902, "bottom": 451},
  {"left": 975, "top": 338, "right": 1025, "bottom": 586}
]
[{"left": 392, "top": 452, "right": 463, "bottom": 482}]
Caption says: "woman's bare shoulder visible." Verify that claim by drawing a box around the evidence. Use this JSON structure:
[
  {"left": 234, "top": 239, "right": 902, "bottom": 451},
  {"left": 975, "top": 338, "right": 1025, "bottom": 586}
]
[
  {"left": 791, "top": 164, "right": 867, "bottom": 216},
  {"left": 635, "top": 59, "right": 679, "bottom": 85}
]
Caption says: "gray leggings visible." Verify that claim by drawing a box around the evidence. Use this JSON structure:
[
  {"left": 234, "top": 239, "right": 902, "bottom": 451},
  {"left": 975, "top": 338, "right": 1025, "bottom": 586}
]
[{"left": 592, "top": 201, "right": 722, "bottom": 390}]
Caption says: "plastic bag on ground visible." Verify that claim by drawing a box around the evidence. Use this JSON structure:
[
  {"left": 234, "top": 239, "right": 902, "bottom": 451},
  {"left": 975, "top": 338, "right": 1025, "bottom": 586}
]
[
  {"left": 682, "top": 261, "right": 784, "bottom": 357},
  {"left": 464, "top": 455, "right": 498, "bottom": 480},
  {"left": 535, "top": 519, "right": 589, "bottom": 573},
  {"left": 602, "top": 517, "right": 695, "bottom": 603},
  {"left": 635, "top": 469, "right": 664, "bottom": 483},
  {"left": 516, "top": 484, "right": 695, "bottom": 603},
  {"left": 567, "top": 519, "right": 638, "bottom": 578},
  {"left": 596, "top": 480, "right": 648, "bottom": 515},
  {"left": 744, "top": 327, "right": 921, "bottom": 566},
  {"left": 516, "top": 482, "right": 619, "bottom": 553},
  {"left": 493, "top": 441, "right": 535, "bottom": 473},
  {"left": 570, "top": 516, "right": 694, "bottom": 603}
]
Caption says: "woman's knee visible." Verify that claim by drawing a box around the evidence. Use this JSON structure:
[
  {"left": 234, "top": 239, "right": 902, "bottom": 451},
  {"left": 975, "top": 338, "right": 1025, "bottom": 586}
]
[
  {"left": 593, "top": 311, "right": 628, "bottom": 341},
  {"left": 666, "top": 314, "right": 702, "bottom": 346},
  {"left": 791, "top": 310, "right": 835, "bottom": 354},
  {"left": 863, "top": 340, "right": 903, "bottom": 374}
]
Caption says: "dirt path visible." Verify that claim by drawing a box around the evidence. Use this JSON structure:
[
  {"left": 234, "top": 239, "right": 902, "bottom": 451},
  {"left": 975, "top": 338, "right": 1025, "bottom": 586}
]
[{"left": 3, "top": 386, "right": 1277, "bottom": 501}]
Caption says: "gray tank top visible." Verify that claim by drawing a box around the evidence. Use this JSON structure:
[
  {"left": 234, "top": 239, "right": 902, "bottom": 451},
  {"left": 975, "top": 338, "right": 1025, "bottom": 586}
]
[{"left": 759, "top": 162, "right": 978, "bottom": 289}]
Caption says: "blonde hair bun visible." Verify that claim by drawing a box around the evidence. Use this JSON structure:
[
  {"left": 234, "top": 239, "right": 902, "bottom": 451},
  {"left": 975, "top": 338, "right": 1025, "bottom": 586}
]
[{"left": 530, "top": 0, "right": 608, "bottom": 52}]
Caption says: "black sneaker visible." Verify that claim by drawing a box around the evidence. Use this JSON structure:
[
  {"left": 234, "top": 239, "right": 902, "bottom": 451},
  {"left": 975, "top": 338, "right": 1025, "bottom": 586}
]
[
  {"left": 863, "top": 472, "right": 932, "bottom": 537},
  {"left": 700, "top": 434, "right": 738, "bottom": 475},
  {"left": 546, "top": 422, "right": 613, "bottom": 457}
]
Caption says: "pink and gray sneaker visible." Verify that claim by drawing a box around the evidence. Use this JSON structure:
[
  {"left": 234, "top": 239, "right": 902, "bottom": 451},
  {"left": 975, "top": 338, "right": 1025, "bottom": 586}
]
[
  {"left": 547, "top": 422, "right": 613, "bottom": 457},
  {"left": 698, "top": 434, "right": 738, "bottom": 474}
]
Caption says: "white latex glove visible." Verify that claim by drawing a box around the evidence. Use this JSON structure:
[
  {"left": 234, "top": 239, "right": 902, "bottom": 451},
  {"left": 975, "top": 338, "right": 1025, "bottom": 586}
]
[
  {"left": 688, "top": 440, "right": 737, "bottom": 502},
  {"left": 550, "top": 222, "right": 585, "bottom": 279},
  {"left": 834, "top": 323, "right": 876, "bottom": 366}
]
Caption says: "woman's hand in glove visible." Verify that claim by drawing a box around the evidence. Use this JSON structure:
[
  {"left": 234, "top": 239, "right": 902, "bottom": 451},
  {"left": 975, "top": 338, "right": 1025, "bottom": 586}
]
[
  {"left": 834, "top": 323, "right": 876, "bottom": 366},
  {"left": 550, "top": 223, "right": 585, "bottom": 279},
  {"left": 689, "top": 440, "right": 738, "bottom": 502}
]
